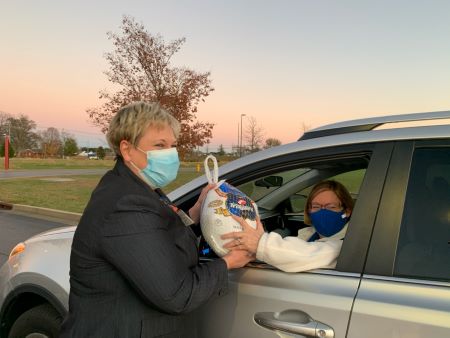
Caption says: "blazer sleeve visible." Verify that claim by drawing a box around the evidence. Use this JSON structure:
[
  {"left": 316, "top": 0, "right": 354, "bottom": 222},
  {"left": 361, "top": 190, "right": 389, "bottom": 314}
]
[
  {"left": 99, "top": 194, "right": 228, "bottom": 315},
  {"left": 256, "top": 232, "right": 342, "bottom": 272}
]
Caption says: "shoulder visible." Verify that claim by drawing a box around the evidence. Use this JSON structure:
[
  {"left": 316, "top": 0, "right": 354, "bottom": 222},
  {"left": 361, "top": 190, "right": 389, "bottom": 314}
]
[
  {"left": 96, "top": 158, "right": 150, "bottom": 193},
  {"left": 86, "top": 172, "right": 169, "bottom": 236},
  {"left": 101, "top": 193, "right": 170, "bottom": 236},
  {"left": 115, "top": 192, "right": 162, "bottom": 212},
  {"left": 91, "top": 159, "right": 157, "bottom": 208}
]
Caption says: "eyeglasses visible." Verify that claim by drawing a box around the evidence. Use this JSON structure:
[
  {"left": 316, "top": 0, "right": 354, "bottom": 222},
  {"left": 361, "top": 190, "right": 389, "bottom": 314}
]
[{"left": 309, "top": 203, "right": 342, "bottom": 213}]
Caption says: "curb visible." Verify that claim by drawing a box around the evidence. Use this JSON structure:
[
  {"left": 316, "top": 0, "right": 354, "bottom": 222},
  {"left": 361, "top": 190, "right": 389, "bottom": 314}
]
[{"left": 11, "top": 204, "right": 81, "bottom": 225}]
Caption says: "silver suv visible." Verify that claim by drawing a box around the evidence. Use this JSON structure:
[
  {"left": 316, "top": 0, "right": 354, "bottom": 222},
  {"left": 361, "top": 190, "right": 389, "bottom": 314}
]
[{"left": 1, "top": 111, "right": 449, "bottom": 338}]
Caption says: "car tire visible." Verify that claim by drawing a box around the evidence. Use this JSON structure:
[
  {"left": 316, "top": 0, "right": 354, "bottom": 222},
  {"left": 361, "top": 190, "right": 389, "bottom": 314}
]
[{"left": 8, "top": 303, "right": 63, "bottom": 338}]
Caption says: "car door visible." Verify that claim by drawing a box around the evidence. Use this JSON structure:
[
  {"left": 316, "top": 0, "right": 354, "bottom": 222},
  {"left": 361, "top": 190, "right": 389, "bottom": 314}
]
[
  {"left": 187, "top": 142, "right": 394, "bottom": 338},
  {"left": 347, "top": 140, "right": 450, "bottom": 338}
]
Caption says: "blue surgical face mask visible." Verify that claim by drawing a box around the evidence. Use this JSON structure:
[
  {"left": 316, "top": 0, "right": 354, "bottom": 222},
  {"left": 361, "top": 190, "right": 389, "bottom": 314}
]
[
  {"left": 309, "top": 209, "right": 348, "bottom": 237},
  {"left": 132, "top": 147, "right": 180, "bottom": 188}
]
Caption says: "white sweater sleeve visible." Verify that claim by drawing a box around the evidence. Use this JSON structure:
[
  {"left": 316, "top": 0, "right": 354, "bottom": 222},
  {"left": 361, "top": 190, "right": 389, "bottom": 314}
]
[{"left": 255, "top": 232, "right": 343, "bottom": 273}]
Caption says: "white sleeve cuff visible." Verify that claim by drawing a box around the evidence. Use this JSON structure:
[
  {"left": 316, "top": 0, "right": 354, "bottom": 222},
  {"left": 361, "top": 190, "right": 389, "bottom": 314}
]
[{"left": 256, "top": 232, "right": 269, "bottom": 261}]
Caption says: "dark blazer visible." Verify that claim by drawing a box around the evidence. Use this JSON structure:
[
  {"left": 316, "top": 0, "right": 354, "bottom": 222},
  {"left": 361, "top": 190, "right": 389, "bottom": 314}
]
[{"left": 59, "top": 158, "right": 228, "bottom": 338}]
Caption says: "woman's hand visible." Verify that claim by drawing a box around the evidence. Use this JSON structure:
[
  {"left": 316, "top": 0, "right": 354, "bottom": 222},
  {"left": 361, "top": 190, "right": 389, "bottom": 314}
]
[
  {"left": 221, "top": 215, "right": 265, "bottom": 255},
  {"left": 188, "top": 183, "right": 216, "bottom": 224},
  {"left": 222, "top": 250, "right": 255, "bottom": 270}
]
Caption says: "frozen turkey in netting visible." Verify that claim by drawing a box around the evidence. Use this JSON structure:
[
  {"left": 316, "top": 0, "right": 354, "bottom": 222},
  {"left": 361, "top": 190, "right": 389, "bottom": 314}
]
[{"left": 200, "top": 155, "right": 258, "bottom": 257}]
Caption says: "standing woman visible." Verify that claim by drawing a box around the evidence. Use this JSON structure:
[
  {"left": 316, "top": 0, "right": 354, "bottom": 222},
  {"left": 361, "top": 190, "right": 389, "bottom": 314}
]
[{"left": 60, "top": 101, "right": 251, "bottom": 338}]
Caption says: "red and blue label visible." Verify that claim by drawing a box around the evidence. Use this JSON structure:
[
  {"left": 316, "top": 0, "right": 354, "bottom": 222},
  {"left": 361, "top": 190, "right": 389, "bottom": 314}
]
[{"left": 219, "top": 183, "right": 256, "bottom": 220}]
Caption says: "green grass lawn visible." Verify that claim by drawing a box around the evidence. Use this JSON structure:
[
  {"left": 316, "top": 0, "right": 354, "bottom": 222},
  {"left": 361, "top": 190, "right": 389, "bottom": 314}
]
[
  {"left": 0, "top": 157, "right": 223, "bottom": 213},
  {"left": 0, "top": 171, "right": 204, "bottom": 213},
  {"left": 0, "top": 175, "right": 103, "bottom": 213},
  {"left": 0, "top": 158, "right": 364, "bottom": 214}
]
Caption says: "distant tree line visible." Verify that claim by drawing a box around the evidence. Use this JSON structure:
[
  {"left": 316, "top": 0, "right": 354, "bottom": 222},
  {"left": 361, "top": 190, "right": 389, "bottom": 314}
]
[
  {"left": 0, "top": 108, "right": 288, "bottom": 161},
  {"left": 0, "top": 111, "right": 88, "bottom": 158}
]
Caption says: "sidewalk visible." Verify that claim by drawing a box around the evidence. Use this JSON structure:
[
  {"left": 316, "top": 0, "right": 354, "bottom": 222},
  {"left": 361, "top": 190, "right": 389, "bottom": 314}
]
[{"left": 5, "top": 203, "right": 81, "bottom": 226}]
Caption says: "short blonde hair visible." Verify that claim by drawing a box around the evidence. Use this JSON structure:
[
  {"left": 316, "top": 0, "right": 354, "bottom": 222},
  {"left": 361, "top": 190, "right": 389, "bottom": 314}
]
[
  {"left": 304, "top": 180, "right": 354, "bottom": 225},
  {"left": 107, "top": 101, "right": 180, "bottom": 156}
]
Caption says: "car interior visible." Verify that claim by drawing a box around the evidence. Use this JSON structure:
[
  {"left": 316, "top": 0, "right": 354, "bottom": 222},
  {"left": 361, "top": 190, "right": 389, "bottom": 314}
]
[
  {"left": 198, "top": 156, "right": 370, "bottom": 265},
  {"left": 395, "top": 148, "right": 450, "bottom": 281}
]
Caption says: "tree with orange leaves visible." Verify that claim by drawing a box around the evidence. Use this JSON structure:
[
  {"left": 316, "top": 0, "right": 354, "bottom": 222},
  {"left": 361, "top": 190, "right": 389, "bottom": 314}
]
[{"left": 87, "top": 16, "right": 214, "bottom": 158}]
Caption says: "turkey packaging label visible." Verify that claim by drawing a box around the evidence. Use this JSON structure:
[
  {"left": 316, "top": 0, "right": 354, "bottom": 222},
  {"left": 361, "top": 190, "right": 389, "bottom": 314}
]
[{"left": 200, "top": 155, "right": 258, "bottom": 256}]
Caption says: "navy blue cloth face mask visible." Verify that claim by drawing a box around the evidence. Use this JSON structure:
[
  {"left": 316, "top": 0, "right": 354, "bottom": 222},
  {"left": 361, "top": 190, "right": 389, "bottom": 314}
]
[{"left": 309, "top": 209, "right": 348, "bottom": 237}]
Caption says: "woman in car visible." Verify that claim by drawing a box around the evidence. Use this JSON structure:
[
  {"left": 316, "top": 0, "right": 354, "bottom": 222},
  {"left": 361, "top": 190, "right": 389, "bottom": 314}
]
[
  {"left": 222, "top": 180, "right": 353, "bottom": 272},
  {"left": 60, "top": 101, "right": 252, "bottom": 338}
]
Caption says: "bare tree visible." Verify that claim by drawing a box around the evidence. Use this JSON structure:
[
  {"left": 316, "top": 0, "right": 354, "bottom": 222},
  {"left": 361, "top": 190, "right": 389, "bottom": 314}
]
[
  {"left": 87, "top": 15, "right": 215, "bottom": 158},
  {"left": 7, "top": 115, "right": 40, "bottom": 153},
  {"left": 244, "top": 116, "right": 265, "bottom": 153},
  {"left": 39, "top": 128, "right": 62, "bottom": 157},
  {"left": 264, "top": 138, "right": 282, "bottom": 149},
  {"left": 0, "top": 111, "right": 11, "bottom": 134}
]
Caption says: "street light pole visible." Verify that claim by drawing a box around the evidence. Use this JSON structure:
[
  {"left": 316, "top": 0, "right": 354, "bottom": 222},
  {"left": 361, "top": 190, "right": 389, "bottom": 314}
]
[
  {"left": 237, "top": 122, "right": 239, "bottom": 156},
  {"left": 5, "top": 134, "right": 9, "bottom": 170},
  {"left": 61, "top": 128, "right": 65, "bottom": 159},
  {"left": 240, "top": 114, "right": 246, "bottom": 157}
]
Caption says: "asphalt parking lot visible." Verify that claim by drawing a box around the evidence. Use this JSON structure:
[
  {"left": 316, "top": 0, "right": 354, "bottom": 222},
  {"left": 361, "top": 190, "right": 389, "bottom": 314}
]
[
  {"left": 0, "top": 209, "right": 75, "bottom": 267},
  {"left": 0, "top": 168, "right": 93, "bottom": 266}
]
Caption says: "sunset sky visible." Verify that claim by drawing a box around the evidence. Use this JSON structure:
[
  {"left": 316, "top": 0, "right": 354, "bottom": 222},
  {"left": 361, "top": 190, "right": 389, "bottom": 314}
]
[{"left": 1, "top": 0, "right": 450, "bottom": 150}]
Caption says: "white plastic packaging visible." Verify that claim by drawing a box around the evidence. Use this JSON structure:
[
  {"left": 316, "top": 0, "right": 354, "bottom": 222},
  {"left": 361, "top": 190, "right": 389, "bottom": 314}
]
[{"left": 200, "top": 155, "right": 258, "bottom": 256}]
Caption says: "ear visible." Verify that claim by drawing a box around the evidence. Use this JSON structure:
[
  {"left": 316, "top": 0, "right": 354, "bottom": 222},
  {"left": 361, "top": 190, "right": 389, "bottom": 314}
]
[{"left": 119, "top": 140, "right": 132, "bottom": 162}]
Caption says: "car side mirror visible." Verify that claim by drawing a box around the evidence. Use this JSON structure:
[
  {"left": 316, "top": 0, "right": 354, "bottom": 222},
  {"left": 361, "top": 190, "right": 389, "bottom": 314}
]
[{"left": 255, "top": 176, "right": 283, "bottom": 188}]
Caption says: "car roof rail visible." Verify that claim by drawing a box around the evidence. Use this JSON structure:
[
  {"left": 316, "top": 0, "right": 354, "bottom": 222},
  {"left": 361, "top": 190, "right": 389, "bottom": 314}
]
[{"left": 299, "top": 110, "right": 450, "bottom": 141}]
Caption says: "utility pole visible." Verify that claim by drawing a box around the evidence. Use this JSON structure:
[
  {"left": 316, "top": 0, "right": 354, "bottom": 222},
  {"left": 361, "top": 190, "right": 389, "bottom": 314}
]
[
  {"left": 4, "top": 123, "right": 10, "bottom": 170},
  {"left": 61, "top": 128, "right": 65, "bottom": 159},
  {"left": 237, "top": 122, "right": 239, "bottom": 156},
  {"left": 240, "top": 114, "right": 246, "bottom": 157},
  {"left": 4, "top": 134, "right": 9, "bottom": 170}
]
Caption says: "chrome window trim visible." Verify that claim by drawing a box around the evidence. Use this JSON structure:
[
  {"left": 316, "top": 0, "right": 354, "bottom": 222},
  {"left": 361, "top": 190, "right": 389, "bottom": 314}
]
[
  {"left": 245, "top": 262, "right": 362, "bottom": 278},
  {"left": 362, "top": 274, "right": 450, "bottom": 287},
  {"left": 307, "top": 269, "right": 361, "bottom": 278}
]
